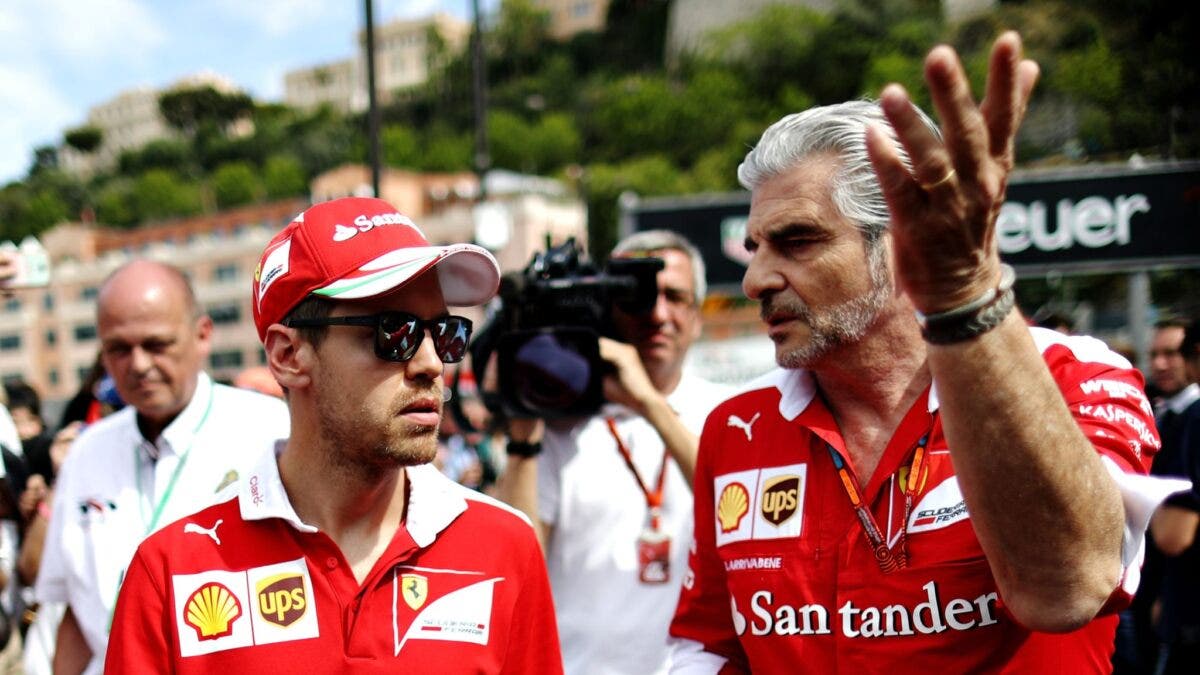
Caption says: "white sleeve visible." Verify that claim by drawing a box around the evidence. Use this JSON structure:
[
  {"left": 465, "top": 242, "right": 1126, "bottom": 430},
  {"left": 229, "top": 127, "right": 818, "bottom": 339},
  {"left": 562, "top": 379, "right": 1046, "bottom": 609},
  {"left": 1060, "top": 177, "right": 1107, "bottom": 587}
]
[
  {"left": 34, "top": 453, "right": 76, "bottom": 604},
  {"left": 668, "top": 636, "right": 728, "bottom": 674},
  {"left": 0, "top": 404, "right": 19, "bottom": 461},
  {"left": 536, "top": 427, "right": 569, "bottom": 528},
  {"left": 1103, "top": 455, "right": 1192, "bottom": 596}
]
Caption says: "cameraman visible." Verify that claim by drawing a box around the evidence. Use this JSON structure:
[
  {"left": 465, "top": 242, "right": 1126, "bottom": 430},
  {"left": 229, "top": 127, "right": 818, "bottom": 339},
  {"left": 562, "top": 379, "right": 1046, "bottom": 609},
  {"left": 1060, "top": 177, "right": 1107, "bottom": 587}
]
[{"left": 498, "top": 230, "right": 731, "bottom": 675}]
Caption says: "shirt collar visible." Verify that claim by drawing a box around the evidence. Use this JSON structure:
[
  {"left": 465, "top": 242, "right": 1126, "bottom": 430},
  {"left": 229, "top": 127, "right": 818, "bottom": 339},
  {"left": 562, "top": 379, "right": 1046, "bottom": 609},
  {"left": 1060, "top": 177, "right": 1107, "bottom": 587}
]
[
  {"left": 238, "top": 446, "right": 467, "bottom": 547},
  {"left": 403, "top": 463, "right": 467, "bottom": 548},
  {"left": 1163, "top": 382, "right": 1200, "bottom": 415}
]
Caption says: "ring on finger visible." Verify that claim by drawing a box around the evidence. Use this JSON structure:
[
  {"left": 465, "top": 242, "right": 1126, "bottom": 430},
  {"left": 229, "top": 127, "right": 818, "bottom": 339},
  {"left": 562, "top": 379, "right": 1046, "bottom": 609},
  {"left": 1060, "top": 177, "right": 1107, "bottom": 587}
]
[{"left": 919, "top": 168, "right": 956, "bottom": 191}]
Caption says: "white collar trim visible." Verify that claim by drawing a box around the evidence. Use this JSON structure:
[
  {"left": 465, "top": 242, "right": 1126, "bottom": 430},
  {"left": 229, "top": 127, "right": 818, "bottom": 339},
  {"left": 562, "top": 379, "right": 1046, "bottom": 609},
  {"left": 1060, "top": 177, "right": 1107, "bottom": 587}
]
[{"left": 238, "top": 446, "right": 467, "bottom": 547}]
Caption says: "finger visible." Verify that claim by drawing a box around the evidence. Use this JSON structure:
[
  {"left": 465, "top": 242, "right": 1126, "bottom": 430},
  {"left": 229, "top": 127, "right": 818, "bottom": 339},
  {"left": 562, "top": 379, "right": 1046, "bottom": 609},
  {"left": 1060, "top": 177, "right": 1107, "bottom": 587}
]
[
  {"left": 879, "top": 84, "right": 956, "bottom": 189},
  {"left": 924, "top": 44, "right": 989, "bottom": 180},
  {"left": 865, "top": 122, "right": 922, "bottom": 235},
  {"left": 978, "top": 32, "right": 1039, "bottom": 159}
]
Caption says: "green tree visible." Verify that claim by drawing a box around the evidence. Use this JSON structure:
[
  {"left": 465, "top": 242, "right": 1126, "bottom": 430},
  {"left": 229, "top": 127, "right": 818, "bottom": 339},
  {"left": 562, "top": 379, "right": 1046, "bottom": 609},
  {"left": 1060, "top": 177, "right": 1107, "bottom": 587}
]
[
  {"left": 0, "top": 184, "right": 69, "bottom": 239},
  {"left": 420, "top": 125, "right": 472, "bottom": 172},
  {"left": 64, "top": 126, "right": 103, "bottom": 154},
  {"left": 487, "top": 110, "right": 535, "bottom": 172},
  {"left": 381, "top": 125, "right": 422, "bottom": 168},
  {"left": 159, "top": 86, "right": 254, "bottom": 137},
  {"left": 585, "top": 155, "right": 690, "bottom": 255},
  {"left": 118, "top": 139, "right": 192, "bottom": 175},
  {"left": 493, "top": 0, "right": 553, "bottom": 79},
  {"left": 210, "top": 162, "right": 263, "bottom": 209},
  {"left": 132, "top": 169, "right": 202, "bottom": 221},
  {"left": 528, "top": 112, "right": 581, "bottom": 171},
  {"left": 94, "top": 179, "right": 137, "bottom": 228},
  {"left": 263, "top": 154, "right": 307, "bottom": 199}
]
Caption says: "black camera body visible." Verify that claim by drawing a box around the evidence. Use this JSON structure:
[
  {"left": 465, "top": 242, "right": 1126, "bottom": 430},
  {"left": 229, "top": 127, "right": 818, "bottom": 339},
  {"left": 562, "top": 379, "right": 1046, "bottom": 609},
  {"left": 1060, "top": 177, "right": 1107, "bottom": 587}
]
[{"left": 473, "top": 238, "right": 663, "bottom": 419}]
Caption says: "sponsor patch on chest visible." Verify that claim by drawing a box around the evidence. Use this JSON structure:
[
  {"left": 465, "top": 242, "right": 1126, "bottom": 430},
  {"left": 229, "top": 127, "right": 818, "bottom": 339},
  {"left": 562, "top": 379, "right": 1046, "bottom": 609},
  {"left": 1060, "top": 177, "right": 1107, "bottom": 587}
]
[
  {"left": 907, "top": 477, "right": 970, "bottom": 533},
  {"left": 171, "top": 558, "right": 319, "bottom": 657},
  {"left": 713, "top": 464, "right": 806, "bottom": 547},
  {"left": 392, "top": 566, "right": 500, "bottom": 656}
]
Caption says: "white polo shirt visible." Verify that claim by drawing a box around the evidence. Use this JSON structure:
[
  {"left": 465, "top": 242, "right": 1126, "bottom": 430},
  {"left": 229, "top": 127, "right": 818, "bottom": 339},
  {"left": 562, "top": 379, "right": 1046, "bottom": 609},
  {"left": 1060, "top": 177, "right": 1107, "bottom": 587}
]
[
  {"left": 539, "top": 371, "right": 732, "bottom": 675},
  {"left": 35, "top": 373, "right": 289, "bottom": 675}
]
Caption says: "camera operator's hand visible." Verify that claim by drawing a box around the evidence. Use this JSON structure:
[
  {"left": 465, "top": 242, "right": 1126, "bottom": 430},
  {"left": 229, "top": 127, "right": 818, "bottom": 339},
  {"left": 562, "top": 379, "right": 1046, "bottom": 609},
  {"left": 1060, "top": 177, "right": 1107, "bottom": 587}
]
[
  {"left": 506, "top": 416, "right": 544, "bottom": 445},
  {"left": 599, "top": 338, "right": 660, "bottom": 416},
  {"left": 599, "top": 337, "right": 700, "bottom": 486}
]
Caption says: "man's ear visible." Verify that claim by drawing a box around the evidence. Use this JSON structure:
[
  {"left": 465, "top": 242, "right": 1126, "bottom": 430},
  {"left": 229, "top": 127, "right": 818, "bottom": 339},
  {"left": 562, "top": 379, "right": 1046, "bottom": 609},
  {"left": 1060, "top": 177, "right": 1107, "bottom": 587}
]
[{"left": 264, "top": 325, "right": 312, "bottom": 391}]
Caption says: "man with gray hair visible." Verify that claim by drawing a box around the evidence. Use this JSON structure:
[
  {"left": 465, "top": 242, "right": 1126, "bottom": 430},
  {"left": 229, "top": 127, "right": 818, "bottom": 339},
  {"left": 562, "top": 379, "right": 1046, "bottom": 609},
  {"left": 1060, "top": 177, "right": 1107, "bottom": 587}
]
[
  {"left": 500, "top": 230, "right": 731, "bottom": 674},
  {"left": 668, "top": 32, "right": 1185, "bottom": 672}
]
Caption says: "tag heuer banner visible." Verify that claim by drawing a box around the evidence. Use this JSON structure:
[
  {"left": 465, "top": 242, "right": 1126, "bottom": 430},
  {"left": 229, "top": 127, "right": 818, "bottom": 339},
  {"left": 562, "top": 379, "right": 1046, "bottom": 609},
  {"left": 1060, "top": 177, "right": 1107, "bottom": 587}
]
[{"left": 622, "top": 162, "right": 1200, "bottom": 289}]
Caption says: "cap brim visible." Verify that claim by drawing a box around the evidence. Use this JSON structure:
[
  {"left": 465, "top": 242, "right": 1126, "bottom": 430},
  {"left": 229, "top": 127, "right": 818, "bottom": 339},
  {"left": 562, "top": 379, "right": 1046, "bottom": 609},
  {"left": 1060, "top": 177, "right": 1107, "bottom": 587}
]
[{"left": 312, "top": 243, "right": 500, "bottom": 306}]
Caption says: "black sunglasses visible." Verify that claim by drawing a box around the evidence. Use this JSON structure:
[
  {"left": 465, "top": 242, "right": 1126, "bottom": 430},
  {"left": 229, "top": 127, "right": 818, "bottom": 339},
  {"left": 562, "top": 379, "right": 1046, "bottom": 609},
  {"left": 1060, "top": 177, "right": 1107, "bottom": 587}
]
[{"left": 285, "top": 311, "right": 473, "bottom": 363}]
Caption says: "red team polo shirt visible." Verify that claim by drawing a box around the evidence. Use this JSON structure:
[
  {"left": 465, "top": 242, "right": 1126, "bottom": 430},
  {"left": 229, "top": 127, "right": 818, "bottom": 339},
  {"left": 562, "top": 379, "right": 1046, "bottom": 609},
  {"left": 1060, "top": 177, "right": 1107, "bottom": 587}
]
[
  {"left": 106, "top": 451, "right": 562, "bottom": 674},
  {"left": 670, "top": 329, "right": 1163, "bottom": 673}
]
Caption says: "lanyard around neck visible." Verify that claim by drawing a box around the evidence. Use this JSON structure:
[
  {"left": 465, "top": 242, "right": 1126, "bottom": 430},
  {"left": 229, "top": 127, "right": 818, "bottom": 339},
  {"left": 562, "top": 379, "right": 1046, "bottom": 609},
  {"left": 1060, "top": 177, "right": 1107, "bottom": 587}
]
[
  {"left": 605, "top": 416, "right": 669, "bottom": 530},
  {"left": 134, "top": 385, "right": 216, "bottom": 536},
  {"left": 825, "top": 434, "right": 928, "bottom": 574}
]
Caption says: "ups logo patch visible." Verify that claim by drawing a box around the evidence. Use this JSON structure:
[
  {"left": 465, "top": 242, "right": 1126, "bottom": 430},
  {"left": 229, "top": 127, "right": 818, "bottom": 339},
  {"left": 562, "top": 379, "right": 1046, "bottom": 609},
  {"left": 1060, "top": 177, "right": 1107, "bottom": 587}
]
[{"left": 760, "top": 475, "right": 800, "bottom": 525}]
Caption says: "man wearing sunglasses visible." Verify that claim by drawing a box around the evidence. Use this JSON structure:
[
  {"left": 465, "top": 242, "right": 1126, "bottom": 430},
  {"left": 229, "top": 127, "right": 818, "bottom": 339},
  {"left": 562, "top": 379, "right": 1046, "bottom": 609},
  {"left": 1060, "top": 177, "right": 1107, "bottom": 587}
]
[
  {"left": 104, "top": 197, "right": 562, "bottom": 673},
  {"left": 668, "top": 33, "right": 1189, "bottom": 672}
]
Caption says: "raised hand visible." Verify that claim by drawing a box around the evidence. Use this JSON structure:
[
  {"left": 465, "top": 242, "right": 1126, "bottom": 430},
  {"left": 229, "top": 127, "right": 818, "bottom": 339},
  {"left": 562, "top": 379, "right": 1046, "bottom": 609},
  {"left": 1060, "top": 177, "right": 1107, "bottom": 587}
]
[{"left": 866, "top": 31, "right": 1040, "bottom": 315}]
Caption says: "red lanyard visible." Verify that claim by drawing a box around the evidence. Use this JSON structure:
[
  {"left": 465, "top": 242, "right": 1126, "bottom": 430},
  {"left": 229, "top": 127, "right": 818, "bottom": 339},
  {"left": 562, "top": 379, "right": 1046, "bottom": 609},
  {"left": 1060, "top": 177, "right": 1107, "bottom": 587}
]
[
  {"left": 825, "top": 434, "right": 928, "bottom": 574},
  {"left": 605, "top": 417, "right": 669, "bottom": 531}
]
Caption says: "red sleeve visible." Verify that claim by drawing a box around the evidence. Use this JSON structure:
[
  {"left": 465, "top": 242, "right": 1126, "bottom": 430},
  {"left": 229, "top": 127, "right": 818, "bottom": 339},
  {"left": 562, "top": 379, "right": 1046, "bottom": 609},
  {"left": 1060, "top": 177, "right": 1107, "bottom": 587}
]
[
  {"left": 1045, "top": 342, "right": 1160, "bottom": 474},
  {"left": 500, "top": 532, "right": 563, "bottom": 675},
  {"left": 668, "top": 409, "right": 750, "bottom": 673},
  {"left": 105, "top": 545, "right": 175, "bottom": 674}
]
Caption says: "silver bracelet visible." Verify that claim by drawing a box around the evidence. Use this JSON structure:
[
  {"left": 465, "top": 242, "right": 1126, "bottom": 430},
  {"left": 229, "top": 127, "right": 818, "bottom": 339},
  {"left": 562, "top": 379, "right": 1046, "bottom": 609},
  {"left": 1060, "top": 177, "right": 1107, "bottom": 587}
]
[{"left": 916, "top": 264, "right": 1017, "bottom": 345}]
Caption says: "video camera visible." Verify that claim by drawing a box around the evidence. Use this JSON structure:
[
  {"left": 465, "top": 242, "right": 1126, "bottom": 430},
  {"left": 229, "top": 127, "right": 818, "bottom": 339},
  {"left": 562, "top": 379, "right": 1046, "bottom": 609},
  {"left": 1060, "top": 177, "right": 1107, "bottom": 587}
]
[{"left": 467, "top": 238, "right": 663, "bottom": 419}]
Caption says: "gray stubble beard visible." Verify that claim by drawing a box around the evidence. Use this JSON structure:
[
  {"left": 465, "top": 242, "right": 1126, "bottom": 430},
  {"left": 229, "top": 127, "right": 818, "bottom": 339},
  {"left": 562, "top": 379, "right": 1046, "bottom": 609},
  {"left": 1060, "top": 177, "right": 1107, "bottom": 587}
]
[{"left": 768, "top": 243, "right": 893, "bottom": 370}]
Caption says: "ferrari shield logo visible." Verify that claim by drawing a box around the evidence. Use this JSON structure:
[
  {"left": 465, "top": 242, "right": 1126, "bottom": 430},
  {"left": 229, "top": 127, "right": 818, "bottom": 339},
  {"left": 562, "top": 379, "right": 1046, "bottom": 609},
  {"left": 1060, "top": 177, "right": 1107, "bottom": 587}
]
[{"left": 401, "top": 574, "right": 428, "bottom": 610}]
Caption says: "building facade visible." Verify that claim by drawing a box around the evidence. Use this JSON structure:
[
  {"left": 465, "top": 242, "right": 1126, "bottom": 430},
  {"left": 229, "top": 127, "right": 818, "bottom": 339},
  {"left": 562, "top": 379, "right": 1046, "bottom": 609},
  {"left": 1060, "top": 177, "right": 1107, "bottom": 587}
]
[
  {"left": 58, "top": 72, "right": 247, "bottom": 178},
  {"left": 284, "top": 13, "right": 469, "bottom": 113},
  {"left": 531, "top": 0, "right": 612, "bottom": 40},
  {"left": 1, "top": 169, "right": 587, "bottom": 403},
  {"left": 0, "top": 200, "right": 305, "bottom": 401}
]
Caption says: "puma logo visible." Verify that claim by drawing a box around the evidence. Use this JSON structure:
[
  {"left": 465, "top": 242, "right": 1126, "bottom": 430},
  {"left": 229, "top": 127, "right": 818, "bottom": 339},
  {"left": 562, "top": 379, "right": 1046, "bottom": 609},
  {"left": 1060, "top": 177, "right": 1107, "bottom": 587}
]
[
  {"left": 183, "top": 519, "right": 223, "bottom": 545},
  {"left": 727, "top": 412, "right": 761, "bottom": 441}
]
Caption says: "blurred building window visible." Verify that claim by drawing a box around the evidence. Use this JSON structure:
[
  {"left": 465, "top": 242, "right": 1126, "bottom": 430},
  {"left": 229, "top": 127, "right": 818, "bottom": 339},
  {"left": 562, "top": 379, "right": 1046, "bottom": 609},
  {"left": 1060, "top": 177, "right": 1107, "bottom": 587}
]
[
  {"left": 208, "top": 304, "right": 241, "bottom": 325},
  {"left": 0, "top": 335, "right": 21, "bottom": 351},
  {"left": 74, "top": 325, "right": 97, "bottom": 341},
  {"left": 214, "top": 263, "right": 239, "bottom": 282},
  {"left": 210, "top": 350, "right": 244, "bottom": 369}
]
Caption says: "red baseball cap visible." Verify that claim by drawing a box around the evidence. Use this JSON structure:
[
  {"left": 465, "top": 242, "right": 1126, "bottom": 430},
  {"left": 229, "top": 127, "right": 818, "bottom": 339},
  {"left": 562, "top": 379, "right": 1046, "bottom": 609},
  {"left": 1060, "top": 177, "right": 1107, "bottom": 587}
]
[{"left": 251, "top": 197, "right": 500, "bottom": 341}]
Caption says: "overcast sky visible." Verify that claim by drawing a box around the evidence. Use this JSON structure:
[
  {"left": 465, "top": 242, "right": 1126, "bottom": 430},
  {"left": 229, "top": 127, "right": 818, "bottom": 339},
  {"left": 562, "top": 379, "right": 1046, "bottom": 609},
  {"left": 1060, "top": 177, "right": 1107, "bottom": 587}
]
[{"left": 0, "top": 0, "right": 496, "bottom": 184}]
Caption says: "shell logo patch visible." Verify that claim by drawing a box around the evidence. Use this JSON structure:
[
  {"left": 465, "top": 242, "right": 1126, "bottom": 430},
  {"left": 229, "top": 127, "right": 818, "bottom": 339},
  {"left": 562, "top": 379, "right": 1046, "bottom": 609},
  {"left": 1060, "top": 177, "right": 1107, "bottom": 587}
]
[
  {"left": 172, "top": 558, "right": 319, "bottom": 657},
  {"left": 402, "top": 574, "right": 429, "bottom": 610},
  {"left": 184, "top": 583, "right": 242, "bottom": 641},
  {"left": 256, "top": 573, "right": 307, "bottom": 627},
  {"left": 714, "top": 464, "right": 806, "bottom": 547},
  {"left": 717, "top": 483, "right": 750, "bottom": 533}
]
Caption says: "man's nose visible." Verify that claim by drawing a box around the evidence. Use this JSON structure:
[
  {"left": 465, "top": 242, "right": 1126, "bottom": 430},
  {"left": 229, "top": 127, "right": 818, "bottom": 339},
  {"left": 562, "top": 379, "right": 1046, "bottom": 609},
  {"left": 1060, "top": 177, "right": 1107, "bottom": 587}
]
[
  {"left": 406, "top": 328, "right": 445, "bottom": 379},
  {"left": 130, "top": 346, "right": 154, "bottom": 373},
  {"left": 743, "top": 253, "right": 782, "bottom": 301}
]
